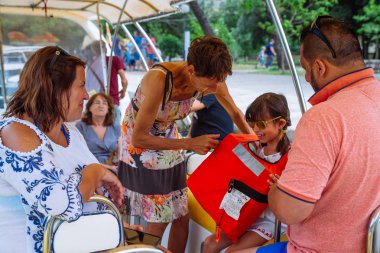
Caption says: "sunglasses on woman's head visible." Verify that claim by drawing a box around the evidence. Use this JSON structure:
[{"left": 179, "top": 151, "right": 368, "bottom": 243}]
[
  {"left": 251, "top": 116, "right": 282, "bottom": 130},
  {"left": 301, "top": 15, "right": 337, "bottom": 59},
  {"left": 49, "top": 47, "right": 70, "bottom": 71}
]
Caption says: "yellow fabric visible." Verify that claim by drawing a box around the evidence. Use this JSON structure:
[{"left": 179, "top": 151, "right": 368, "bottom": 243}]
[{"left": 188, "top": 189, "right": 216, "bottom": 233}]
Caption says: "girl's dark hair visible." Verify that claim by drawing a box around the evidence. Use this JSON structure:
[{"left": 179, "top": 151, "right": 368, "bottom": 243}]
[
  {"left": 4, "top": 46, "right": 86, "bottom": 132},
  {"left": 81, "top": 93, "right": 115, "bottom": 126},
  {"left": 245, "top": 92, "right": 291, "bottom": 155}
]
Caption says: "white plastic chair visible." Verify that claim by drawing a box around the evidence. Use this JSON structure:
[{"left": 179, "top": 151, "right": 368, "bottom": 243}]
[
  {"left": 43, "top": 195, "right": 124, "bottom": 253},
  {"left": 107, "top": 244, "right": 164, "bottom": 253},
  {"left": 185, "top": 152, "right": 211, "bottom": 175},
  {"left": 367, "top": 205, "right": 380, "bottom": 253}
]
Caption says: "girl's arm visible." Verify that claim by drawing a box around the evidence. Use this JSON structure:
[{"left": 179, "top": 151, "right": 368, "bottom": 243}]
[
  {"left": 131, "top": 71, "right": 219, "bottom": 155},
  {"left": 215, "top": 82, "right": 254, "bottom": 134}
]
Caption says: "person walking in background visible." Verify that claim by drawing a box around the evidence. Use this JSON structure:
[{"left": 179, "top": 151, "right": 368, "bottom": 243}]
[
  {"left": 252, "top": 16, "right": 380, "bottom": 253},
  {"left": 147, "top": 34, "right": 157, "bottom": 68},
  {"left": 133, "top": 31, "right": 142, "bottom": 71},
  {"left": 189, "top": 94, "right": 234, "bottom": 141},
  {"left": 257, "top": 46, "right": 266, "bottom": 68},
  {"left": 88, "top": 42, "right": 128, "bottom": 124},
  {"left": 265, "top": 38, "right": 276, "bottom": 69}
]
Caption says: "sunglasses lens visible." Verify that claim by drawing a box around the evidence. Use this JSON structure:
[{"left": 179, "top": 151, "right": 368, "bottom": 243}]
[{"left": 256, "top": 121, "right": 266, "bottom": 129}]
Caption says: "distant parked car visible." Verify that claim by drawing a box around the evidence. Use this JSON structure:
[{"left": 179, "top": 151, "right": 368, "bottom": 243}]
[{"left": 0, "top": 45, "right": 42, "bottom": 113}]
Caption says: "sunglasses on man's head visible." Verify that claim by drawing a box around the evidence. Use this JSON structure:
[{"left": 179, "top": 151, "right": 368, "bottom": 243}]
[
  {"left": 301, "top": 15, "right": 337, "bottom": 59},
  {"left": 251, "top": 116, "right": 282, "bottom": 130},
  {"left": 49, "top": 47, "right": 70, "bottom": 71}
]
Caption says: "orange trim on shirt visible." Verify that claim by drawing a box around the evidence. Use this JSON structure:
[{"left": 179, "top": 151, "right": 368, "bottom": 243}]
[
  {"left": 308, "top": 68, "right": 375, "bottom": 106},
  {"left": 277, "top": 183, "right": 317, "bottom": 204}
]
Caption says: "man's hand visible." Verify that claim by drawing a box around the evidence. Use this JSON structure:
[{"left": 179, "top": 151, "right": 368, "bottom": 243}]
[{"left": 119, "top": 89, "right": 126, "bottom": 99}]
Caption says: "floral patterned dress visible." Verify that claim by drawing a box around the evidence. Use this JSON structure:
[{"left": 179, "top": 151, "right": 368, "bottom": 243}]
[
  {"left": 118, "top": 67, "right": 197, "bottom": 223},
  {"left": 0, "top": 117, "right": 99, "bottom": 253}
]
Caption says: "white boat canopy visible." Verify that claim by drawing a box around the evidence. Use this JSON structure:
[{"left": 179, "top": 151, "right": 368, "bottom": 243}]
[{"left": 0, "top": 0, "right": 187, "bottom": 25}]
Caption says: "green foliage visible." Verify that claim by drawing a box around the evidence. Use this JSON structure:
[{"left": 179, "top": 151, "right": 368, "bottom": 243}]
[
  {"left": 354, "top": 0, "right": 380, "bottom": 42},
  {"left": 158, "top": 34, "right": 182, "bottom": 60}
]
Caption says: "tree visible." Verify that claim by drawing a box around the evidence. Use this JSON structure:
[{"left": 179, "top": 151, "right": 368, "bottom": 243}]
[
  {"left": 354, "top": 0, "right": 380, "bottom": 59},
  {"left": 158, "top": 34, "right": 182, "bottom": 60},
  {"left": 189, "top": 0, "right": 214, "bottom": 35},
  {"left": 250, "top": 0, "right": 338, "bottom": 70}
]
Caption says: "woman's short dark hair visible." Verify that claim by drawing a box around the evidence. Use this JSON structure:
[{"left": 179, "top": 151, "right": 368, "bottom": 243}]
[
  {"left": 4, "top": 46, "right": 86, "bottom": 132},
  {"left": 81, "top": 93, "right": 115, "bottom": 126},
  {"left": 187, "top": 36, "right": 232, "bottom": 82}
]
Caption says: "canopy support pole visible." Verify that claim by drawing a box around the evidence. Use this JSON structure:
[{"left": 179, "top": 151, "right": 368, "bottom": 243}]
[
  {"left": 107, "top": 0, "right": 129, "bottom": 94},
  {"left": 265, "top": 0, "right": 307, "bottom": 114},
  {"left": 135, "top": 22, "right": 163, "bottom": 63},
  {"left": 96, "top": 2, "right": 108, "bottom": 95},
  {"left": 0, "top": 18, "right": 6, "bottom": 108},
  {"left": 121, "top": 24, "right": 149, "bottom": 71}
]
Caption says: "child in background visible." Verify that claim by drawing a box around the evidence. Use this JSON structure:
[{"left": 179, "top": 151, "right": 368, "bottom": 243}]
[
  {"left": 256, "top": 46, "right": 266, "bottom": 68},
  {"left": 203, "top": 92, "right": 291, "bottom": 253}
]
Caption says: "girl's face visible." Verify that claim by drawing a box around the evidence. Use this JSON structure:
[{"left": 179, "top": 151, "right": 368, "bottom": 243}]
[{"left": 249, "top": 114, "right": 285, "bottom": 146}]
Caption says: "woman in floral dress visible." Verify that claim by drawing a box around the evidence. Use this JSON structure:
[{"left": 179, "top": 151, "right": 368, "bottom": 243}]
[{"left": 118, "top": 36, "right": 252, "bottom": 253}]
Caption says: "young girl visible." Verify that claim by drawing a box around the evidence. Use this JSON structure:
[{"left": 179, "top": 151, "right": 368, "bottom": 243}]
[{"left": 203, "top": 92, "right": 291, "bottom": 253}]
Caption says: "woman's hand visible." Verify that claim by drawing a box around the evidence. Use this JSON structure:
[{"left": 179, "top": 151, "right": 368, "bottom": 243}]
[
  {"left": 268, "top": 174, "right": 280, "bottom": 189},
  {"left": 187, "top": 134, "right": 220, "bottom": 155},
  {"left": 80, "top": 164, "right": 124, "bottom": 206},
  {"left": 96, "top": 169, "right": 124, "bottom": 206}
]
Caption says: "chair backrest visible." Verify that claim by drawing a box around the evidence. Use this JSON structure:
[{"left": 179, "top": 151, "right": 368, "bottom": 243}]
[
  {"left": 43, "top": 195, "right": 124, "bottom": 253},
  {"left": 186, "top": 152, "right": 211, "bottom": 175},
  {"left": 367, "top": 205, "right": 380, "bottom": 253},
  {"left": 107, "top": 244, "right": 164, "bottom": 253}
]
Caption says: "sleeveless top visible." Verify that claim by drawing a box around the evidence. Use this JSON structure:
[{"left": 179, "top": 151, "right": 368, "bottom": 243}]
[{"left": 119, "top": 65, "right": 199, "bottom": 170}]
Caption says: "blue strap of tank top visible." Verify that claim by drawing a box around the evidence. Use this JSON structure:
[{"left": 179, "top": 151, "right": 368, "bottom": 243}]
[
  {"left": 61, "top": 125, "right": 70, "bottom": 145},
  {"left": 30, "top": 117, "right": 70, "bottom": 145}
]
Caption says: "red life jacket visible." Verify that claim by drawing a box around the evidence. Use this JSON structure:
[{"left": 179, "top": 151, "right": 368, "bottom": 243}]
[{"left": 187, "top": 133, "right": 289, "bottom": 243}]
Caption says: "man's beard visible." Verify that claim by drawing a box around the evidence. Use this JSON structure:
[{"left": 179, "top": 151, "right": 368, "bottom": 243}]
[{"left": 310, "top": 67, "right": 320, "bottom": 92}]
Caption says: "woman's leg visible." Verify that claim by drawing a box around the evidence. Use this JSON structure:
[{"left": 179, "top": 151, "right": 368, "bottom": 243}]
[
  {"left": 167, "top": 214, "right": 189, "bottom": 253},
  {"left": 226, "top": 231, "right": 267, "bottom": 253},
  {"left": 203, "top": 231, "right": 231, "bottom": 253},
  {"left": 146, "top": 221, "right": 168, "bottom": 238}
]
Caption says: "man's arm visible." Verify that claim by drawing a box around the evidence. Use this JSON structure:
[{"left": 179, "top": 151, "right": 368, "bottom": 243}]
[
  {"left": 270, "top": 45, "right": 277, "bottom": 56},
  {"left": 268, "top": 184, "right": 315, "bottom": 225},
  {"left": 118, "top": 69, "right": 128, "bottom": 99}
]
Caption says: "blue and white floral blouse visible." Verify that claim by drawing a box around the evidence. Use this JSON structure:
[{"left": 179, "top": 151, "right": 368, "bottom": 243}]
[{"left": 0, "top": 117, "right": 98, "bottom": 253}]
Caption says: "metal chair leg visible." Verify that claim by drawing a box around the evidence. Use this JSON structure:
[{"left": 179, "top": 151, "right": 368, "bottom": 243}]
[{"left": 274, "top": 218, "right": 282, "bottom": 243}]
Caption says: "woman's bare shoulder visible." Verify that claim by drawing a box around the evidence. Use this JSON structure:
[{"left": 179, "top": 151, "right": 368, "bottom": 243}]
[{"left": 1, "top": 122, "right": 41, "bottom": 152}]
